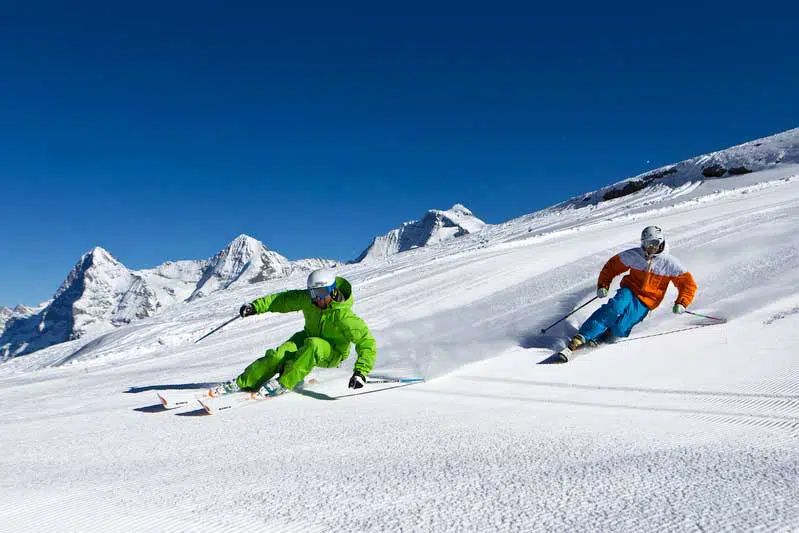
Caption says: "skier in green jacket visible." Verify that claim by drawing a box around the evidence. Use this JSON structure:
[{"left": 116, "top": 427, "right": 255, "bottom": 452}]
[{"left": 209, "top": 269, "right": 377, "bottom": 398}]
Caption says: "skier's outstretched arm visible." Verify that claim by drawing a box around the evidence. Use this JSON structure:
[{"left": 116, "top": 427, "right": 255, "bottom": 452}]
[{"left": 250, "top": 290, "right": 310, "bottom": 315}]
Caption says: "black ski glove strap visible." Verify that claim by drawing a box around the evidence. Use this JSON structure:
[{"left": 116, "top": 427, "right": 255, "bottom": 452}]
[{"left": 348, "top": 372, "right": 366, "bottom": 389}]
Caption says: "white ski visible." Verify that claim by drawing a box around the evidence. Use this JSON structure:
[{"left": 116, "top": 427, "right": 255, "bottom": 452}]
[
  {"left": 197, "top": 391, "right": 271, "bottom": 414},
  {"left": 157, "top": 391, "right": 203, "bottom": 410}
]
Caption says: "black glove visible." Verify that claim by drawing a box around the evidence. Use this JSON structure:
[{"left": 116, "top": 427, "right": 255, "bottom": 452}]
[
  {"left": 348, "top": 372, "right": 366, "bottom": 389},
  {"left": 239, "top": 303, "right": 256, "bottom": 318}
]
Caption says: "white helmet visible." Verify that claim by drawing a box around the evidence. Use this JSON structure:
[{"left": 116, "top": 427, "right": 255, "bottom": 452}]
[
  {"left": 641, "top": 226, "right": 665, "bottom": 255},
  {"left": 308, "top": 268, "right": 336, "bottom": 292}
]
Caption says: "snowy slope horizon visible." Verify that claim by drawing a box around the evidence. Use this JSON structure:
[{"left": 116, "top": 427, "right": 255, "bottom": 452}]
[
  {"left": 0, "top": 234, "right": 338, "bottom": 358},
  {"left": 568, "top": 127, "right": 799, "bottom": 207}
]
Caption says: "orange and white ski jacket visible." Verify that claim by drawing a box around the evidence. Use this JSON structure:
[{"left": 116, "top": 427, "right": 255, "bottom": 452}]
[{"left": 597, "top": 246, "right": 697, "bottom": 310}]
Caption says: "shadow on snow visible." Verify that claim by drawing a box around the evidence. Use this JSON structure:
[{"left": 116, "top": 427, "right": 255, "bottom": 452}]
[{"left": 124, "top": 383, "right": 216, "bottom": 394}]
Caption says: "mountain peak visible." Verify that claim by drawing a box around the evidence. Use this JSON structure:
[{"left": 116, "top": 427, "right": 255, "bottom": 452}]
[
  {"left": 12, "top": 304, "right": 34, "bottom": 314},
  {"left": 220, "top": 234, "right": 266, "bottom": 258},
  {"left": 221, "top": 234, "right": 270, "bottom": 257},
  {"left": 448, "top": 203, "right": 473, "bottom": 216},
  {"left": 355, "top": 204, "right": 486, "bottom": 263},
  {"left": 228, "top": 233, "right": 260, "bottom": 246},
  {"left": 187, "top": 235, "right": 290, "bottom": 300},
  {"left": 82, "top": 246, "right": 120, "bottom": 267}
]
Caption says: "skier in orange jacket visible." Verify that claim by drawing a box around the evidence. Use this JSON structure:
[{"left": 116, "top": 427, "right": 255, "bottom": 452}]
[{"left": 567, "top": 226, "right": 697, "bottom": 352}]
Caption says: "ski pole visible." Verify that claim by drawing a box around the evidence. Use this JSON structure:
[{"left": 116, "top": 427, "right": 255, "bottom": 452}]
[
  {"left": 194, "top": 315, "right": 240, "bottom": 344},
  {"left": 540, "top": 296, "right": 598, "bottom": 334},
  {"left": 366, "top": 376, "right": 425, "bottom": 384},
  {"left": 685, "top": 310, "right": 726, "bottom": 322}
]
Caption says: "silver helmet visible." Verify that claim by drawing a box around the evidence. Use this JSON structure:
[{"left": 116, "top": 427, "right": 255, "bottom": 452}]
[
  {"left": 641, "top": 226, "right": 665, "bottom": 255},
  {"left": 307, "top": 269, "right": 337, "bottom": 300}
]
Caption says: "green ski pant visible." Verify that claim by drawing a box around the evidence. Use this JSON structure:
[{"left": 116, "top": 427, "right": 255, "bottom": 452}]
[{"left": 235, "top": 332, "right": 343, "bottom": 391}]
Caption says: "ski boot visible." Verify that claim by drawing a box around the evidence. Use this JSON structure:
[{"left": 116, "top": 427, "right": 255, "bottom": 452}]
[
  {"left": 567, "top": 334, "right": 587, "bottom": 351},
  {"left": 253, "top": 378, "right": 288, "bottom": 399},
  {"left": 208, "top": 379, "right": 241, "bottom": 398},
  {"left": 552, "top": 334, "right": 588, "bottom": 363}
]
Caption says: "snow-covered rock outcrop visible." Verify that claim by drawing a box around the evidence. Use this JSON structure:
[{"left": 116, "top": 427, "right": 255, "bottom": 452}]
[
  {"left": 577, "top": 128, "right": 799, "bottom": 205},
  {"left": 0, "top": 303, "right": 49, "bottom": 338},
  {"left": 0, "top": 307, "right": 17, "bottom": 334},
  {"left": 354, "top": 204, "right": 485, "bottom": 263},
  {"left": 0, "top": 307, "right": 10, "bottom": 332},
  {"left": 293, "top": 257, "right": 340, "bottom": 272},
  {"left": 135, "top": 260, "right": 208, "bottom": 306}
]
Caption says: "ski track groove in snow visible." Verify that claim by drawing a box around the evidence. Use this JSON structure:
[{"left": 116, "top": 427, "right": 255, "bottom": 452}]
[{"left": 459, "top": 372, "right": 799, "bottom": 434}]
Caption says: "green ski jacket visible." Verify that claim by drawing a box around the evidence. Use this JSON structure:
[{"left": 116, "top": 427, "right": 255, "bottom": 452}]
[{"left": 250, "top": 277, "right": 377, "bottom": 375}]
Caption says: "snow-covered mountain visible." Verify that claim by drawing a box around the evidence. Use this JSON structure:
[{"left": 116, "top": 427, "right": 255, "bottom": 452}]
[
  {"left": 0, "top": 247, "right": 156, "bottom": 358},
  {"left": 354, "top": 203, "right": 486, "bottom": 263},
  {"left": 0, "top": 235, "right": 338, "bottom": 358},
  {"left": 1, "top": 306, "right": 18, "bottom": 333},
  {"left": 188, "top": 235, "right": 290, "bottom": 300},
  {"left": 574, "top": 127, "right": 799, "bottom": 206},
  {"left": 0, "top": 307, "right": 10, "bottom": 332},
  {"left": 0, "top": 304, "right": 39, "bottom": 335},
  {"left": 188, "top": 234, "right": 337, "bottom": 301},
  {"left": 0, "top": 300, "right": 52, "bottom": 338}
]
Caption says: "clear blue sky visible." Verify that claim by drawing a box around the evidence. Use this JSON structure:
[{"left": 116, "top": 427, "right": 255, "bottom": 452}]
[{"left": 1, "top": 1, "right": 797, "bottom": 306}]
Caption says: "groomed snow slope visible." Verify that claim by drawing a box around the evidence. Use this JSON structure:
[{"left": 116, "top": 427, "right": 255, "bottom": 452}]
[{"left": 2, "top": 167, "right": 799, "bottom": 531}]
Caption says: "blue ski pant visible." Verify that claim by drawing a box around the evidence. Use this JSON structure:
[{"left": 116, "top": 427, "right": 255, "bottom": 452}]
[{"left": 578, "top": 287, "right": 649, "bottom": 342}]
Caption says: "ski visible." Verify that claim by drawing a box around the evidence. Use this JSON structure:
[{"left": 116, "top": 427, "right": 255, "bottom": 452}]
[
  {"left": 197, "top": 391, "right": 271, "bottom": 414},
  {"left": 538, "top": 344, "right": 598, "bottom": 364},
  {"left": 538, "top": 351, "right": 570, "bottom": 365},
  {"left": 199, "top": 376, "right": 426, "bottom": 409},
  {"left": 157, "top": 391, "right": 203, "bottom": 410},
  {"left": 196, "top": 379, "right": 318, "bottom": 414},
  {"left": 539, "top": 318, "right": 727, "bottom": 364}
]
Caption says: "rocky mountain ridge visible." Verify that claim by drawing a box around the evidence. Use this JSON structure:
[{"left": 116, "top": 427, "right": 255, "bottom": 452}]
[{"left": 0, "top": 235, "right": 337, "bottom": 358}]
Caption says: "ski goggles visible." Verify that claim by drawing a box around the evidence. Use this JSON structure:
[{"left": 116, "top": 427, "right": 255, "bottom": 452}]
[
  {"left": 641, "top": 238, "right": 663, "bottom": 253},
  {"left": 308, "top": 283, "right": 336, "bottom": 300}
]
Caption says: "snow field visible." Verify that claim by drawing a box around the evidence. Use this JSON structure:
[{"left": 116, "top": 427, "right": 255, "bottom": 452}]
[{"left": 1, "top": 169, "right": 799, "bottom": 531}]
